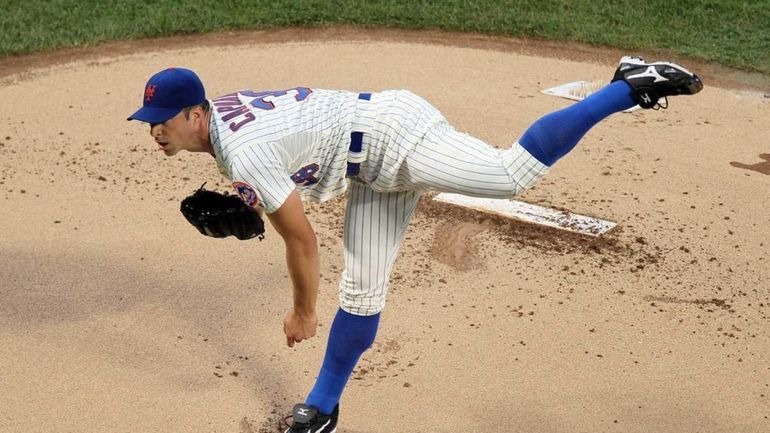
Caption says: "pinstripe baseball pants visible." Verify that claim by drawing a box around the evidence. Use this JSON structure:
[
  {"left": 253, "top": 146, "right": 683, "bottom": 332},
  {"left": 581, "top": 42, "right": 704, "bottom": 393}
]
[{"left": 338, "top": 91, "right": 548, "bottom": 315}]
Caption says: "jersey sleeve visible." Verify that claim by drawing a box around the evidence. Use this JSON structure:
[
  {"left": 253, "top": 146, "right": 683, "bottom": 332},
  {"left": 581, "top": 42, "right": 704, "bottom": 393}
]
[{"left": 229, "top": 146, "right": 296, "bottom": 214}]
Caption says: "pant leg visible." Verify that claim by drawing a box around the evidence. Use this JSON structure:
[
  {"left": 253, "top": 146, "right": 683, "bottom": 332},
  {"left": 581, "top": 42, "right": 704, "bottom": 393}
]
[
  {"left": 338, "top": 179, "right": 421, "bottom": 316},
  {"left": 401, "top": 121, "right": 550, "bottom": 198}
]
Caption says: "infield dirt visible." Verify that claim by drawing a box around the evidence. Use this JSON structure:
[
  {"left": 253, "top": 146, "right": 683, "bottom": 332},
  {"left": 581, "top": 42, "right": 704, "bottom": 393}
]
[{"left": 1, "top": 28, "right": 768, "bottom": 433}]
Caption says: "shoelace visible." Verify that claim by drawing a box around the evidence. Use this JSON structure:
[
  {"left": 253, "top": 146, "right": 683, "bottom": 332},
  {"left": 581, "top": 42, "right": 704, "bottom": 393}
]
[{"left": 651, "top": 96, "right": 669, "bottom": 110}]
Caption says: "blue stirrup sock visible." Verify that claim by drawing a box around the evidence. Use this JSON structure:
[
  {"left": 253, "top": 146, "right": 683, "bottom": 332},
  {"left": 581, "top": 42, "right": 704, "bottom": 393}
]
[
  {"left": 519, "top": 80, "right": 636, "bottom": 166},
  {"left": 305, "top": 308, "right": 380, "bottom": 415}
]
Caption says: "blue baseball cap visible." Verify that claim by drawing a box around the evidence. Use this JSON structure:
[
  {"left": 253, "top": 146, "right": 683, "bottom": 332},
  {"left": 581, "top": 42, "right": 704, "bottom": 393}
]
[{"left": 127, "top": 67, "right": 206, "bottom": 124}]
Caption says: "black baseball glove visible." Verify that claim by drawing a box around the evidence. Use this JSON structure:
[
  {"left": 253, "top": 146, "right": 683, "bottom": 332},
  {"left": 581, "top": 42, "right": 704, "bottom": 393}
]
[{"left": 180, "top": 183, "right": 265, "bottom": 241}]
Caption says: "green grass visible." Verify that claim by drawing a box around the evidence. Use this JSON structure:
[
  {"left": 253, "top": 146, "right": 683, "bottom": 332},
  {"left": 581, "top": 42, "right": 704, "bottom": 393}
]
[{"left": 2, "top": 0, "right": 769, "bottom": 74}]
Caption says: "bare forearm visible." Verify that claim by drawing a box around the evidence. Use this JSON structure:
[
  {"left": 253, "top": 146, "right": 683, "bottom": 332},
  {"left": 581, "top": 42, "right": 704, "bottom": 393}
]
[
  {"left": 265, "top": 190, "right": 321, "bottom": 346},
  {"left": 284, "top": 238, "right": 320, "bottom": 315}
]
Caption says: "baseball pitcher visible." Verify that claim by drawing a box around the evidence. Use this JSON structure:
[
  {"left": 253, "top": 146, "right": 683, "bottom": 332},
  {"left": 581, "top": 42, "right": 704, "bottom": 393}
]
[{"left": 127, "top": 57, "right": 702, "bottom": 432}]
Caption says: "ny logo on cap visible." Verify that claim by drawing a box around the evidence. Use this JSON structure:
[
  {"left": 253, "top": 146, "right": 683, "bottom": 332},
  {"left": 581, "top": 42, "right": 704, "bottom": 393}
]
[{"left": 144, "top": 85, "right": 157, "bottom": 102}]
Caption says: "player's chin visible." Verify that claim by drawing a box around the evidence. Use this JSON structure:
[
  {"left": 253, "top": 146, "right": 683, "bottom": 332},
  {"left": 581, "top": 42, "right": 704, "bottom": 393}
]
[{"left": 160, "top": 146, "right": 180, "bottom": 156}]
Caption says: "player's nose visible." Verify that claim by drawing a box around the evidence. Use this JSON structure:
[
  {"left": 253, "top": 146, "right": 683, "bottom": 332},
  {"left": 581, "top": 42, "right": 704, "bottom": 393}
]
[{"left": 149, "top": 123, "right": 161, "bottom": 137}]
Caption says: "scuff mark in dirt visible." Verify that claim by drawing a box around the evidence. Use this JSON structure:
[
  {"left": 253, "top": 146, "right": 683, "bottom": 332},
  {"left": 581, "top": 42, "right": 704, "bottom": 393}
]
[
  {"left": 643, "top": 295, "right": 732, "bottom": 310},
  {"left": 431, "top": 220, "right": 491, "bottom": 271},
  {"left": 730, "top": 153, "right": 770, "bottom": 175}
]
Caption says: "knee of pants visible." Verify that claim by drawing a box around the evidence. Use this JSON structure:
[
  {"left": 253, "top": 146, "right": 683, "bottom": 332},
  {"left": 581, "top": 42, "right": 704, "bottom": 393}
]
[
  {"left": 338, "top": 281, "right": 388, "bottom": 317},
  {"left": 502, "top": 143, "right": 551, "bottom": 196}
]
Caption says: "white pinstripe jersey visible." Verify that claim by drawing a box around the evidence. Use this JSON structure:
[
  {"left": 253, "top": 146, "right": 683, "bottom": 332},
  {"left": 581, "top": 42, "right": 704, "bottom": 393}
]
[
  {"left": 210, "top": 88, "right": 361, "bottom": 213},
  {"left": 209, "top": 88, "right": 547, "bottom": 217}
]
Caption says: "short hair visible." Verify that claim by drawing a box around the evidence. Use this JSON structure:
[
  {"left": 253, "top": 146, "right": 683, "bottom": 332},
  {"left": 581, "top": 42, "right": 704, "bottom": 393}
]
[{"left": 182, "top": 100, "right": 211, "bottom": 120}]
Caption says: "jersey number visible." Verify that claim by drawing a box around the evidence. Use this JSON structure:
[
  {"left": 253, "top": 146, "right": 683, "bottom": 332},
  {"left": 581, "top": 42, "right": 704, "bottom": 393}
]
[
  {"left": 241, "top": 88, "right": 313, "bottom": 110},
  {"left": 291, "top": 163, "right": 319, "bottom": 186},
  {"left": 214, "top": 87, "right": 313, "bottom": 132}
]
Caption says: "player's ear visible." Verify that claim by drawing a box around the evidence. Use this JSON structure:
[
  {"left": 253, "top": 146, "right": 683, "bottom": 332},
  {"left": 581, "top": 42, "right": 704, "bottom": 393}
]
[{"left": 191, "top": 106, "right": 204, "bottom": 124}]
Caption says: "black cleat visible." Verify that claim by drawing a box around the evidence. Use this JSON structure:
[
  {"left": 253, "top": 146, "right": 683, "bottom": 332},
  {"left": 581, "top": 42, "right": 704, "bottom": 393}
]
[
  {"left": 283, "top": 403, "right": 338, "bottom": 433},
  {"left": 612, "top": 56, "right": 704, "bottom": 109}
]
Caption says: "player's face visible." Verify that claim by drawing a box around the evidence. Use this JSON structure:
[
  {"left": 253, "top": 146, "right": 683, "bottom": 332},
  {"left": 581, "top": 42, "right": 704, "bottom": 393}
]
[{"left": 149, "top": 111, "right": 195, "bottom": 156}]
